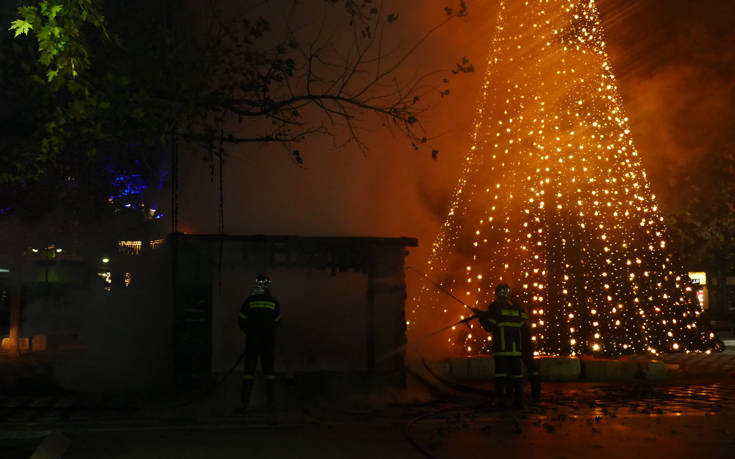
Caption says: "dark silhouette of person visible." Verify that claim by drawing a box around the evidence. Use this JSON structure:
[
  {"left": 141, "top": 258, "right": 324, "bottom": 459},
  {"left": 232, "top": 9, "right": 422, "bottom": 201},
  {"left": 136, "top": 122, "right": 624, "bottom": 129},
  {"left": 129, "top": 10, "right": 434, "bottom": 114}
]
[{"left": 238, "top": 274, "right": 280, "bottom": 410}]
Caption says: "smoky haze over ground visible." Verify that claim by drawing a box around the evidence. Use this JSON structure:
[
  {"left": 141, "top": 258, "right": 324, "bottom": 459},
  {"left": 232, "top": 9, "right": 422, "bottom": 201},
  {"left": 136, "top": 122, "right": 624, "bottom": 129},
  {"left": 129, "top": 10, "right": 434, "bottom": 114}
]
[{"left": 172, "top": 1, "right": 733, "bottom": 347}]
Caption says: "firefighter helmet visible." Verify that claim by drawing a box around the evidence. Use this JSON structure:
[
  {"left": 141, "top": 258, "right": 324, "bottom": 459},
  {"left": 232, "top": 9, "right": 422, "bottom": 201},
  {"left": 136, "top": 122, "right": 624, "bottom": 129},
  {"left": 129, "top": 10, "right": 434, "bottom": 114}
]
[
  {"left": 255, "top": 274, "right": 272, "bottom": 290},
  {"left": 495, "top": 283, "right": 511, "bottom": 300}
]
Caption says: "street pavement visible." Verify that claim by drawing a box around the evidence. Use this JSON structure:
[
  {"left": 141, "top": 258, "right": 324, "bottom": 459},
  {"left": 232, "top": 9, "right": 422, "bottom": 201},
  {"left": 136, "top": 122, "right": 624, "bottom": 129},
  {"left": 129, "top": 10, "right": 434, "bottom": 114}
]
[
  {"left": 1, "top": 377, "right": 735, "bottom": 458},
  {"left": 1, "top": 349, "right": 734, "bottom": 458},
  {"left": 408, "top": 404, "right": 735, "bottom": 459},
  {"left": 660, "top": 349, "right": 735, "bottom": 374}
]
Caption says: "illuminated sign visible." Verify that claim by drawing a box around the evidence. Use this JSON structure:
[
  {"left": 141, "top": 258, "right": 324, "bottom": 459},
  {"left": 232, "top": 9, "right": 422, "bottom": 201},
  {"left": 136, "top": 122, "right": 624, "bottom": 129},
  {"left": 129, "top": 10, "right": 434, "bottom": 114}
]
[
  {"left": 689, "top": 272, "right": 706, "bottom": 286},
  {"left": 118, "top": 240, "right": 143, "bottom": 255}
]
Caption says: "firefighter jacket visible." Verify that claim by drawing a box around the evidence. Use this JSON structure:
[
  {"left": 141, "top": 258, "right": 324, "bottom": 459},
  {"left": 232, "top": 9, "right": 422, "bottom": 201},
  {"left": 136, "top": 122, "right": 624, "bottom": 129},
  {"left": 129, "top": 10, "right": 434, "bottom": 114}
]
[
  {"left": 239, "top": 291, "right": 281, "bottom": 335},
  {"left": 479, "top": 300, "right": 530, "bottom": 357}
]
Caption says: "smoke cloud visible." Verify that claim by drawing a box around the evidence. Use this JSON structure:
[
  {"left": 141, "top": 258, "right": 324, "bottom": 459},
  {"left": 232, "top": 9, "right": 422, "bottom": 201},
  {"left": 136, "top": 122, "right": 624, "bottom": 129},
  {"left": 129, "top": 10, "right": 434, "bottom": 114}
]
[{"left": 171, "top": 1, "right": 734, "bottom": 350}]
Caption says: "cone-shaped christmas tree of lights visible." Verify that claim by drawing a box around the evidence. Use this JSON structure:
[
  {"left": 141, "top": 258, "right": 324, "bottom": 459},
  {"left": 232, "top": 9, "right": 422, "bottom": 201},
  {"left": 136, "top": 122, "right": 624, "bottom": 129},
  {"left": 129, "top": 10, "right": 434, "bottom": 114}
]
[{"left": 410, "top": 0, "right": 722, "bottom": 356}]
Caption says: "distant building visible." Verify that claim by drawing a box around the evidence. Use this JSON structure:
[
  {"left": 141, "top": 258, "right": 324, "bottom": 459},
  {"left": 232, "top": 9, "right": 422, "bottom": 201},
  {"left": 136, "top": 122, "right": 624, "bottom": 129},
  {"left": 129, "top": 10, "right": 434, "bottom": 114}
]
[{"left": 688, "top": 271, "right": 735, "bottom": 314}]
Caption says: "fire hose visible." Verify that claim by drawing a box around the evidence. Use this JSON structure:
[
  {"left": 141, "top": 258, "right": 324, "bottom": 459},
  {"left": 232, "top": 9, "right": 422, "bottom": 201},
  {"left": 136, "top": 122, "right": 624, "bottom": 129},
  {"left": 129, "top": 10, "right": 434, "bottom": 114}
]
[
  {"left": 402, "top": 267, "right": 508, "bottom": 458},
  {"left": 405, "top": 265, "right": 540, "bottom": 385},
  {"left": 166, "top": 350, "right": 246, "bottom": 409},
  {"left": 403, "top": 361, "right": 494, "bottom": 459},
  {"left": 406, "top": 265, "right": 491, "bottom": 335}
]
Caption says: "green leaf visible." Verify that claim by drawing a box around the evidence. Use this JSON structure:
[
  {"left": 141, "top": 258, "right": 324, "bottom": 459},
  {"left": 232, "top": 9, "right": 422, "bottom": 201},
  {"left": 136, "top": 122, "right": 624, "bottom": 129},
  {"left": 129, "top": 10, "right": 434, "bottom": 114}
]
[
  {"left": 49, "top": 4, "right": 63, "bottom": 20},
  {"left": 46, "top": 69, "right": 58, "bottom": 81},
  {"left": 9, "top": 19, "right": 33, "bottom": 37}
]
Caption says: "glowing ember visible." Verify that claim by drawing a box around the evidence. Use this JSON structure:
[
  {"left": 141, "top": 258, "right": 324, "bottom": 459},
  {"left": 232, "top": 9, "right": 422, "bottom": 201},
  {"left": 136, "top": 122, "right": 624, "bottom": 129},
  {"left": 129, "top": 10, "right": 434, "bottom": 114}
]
[{"left": 410, "top": 0, "right": 722, "bottom": 356}]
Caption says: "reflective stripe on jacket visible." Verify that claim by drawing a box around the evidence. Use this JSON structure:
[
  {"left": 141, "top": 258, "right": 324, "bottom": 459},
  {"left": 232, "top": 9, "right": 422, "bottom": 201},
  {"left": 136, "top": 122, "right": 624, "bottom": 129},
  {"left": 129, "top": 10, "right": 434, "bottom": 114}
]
[
  {"left": 239, "top": 292, "right": 280, "bottom": 333},
  {"left": 480, "top": 300, "right": 529, "bottom": 357}
]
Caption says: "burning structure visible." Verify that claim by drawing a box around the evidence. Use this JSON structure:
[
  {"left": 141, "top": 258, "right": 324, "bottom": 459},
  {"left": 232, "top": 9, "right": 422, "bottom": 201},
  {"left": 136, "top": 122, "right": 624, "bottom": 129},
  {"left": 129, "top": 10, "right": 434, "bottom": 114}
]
[{"left": 410, "top": 0, "right": 722, "bottom": 356}]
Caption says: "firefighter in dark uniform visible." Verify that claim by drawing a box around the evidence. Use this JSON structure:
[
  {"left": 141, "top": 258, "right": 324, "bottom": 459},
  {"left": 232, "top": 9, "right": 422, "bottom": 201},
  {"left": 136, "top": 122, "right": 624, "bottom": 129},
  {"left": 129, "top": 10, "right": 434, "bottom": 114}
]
[
  {"left": 239, "top": 274, "right": 281, "bottom": 409},
  {"left": 479, "top": 283, "right": 536, "bottom": 408}
]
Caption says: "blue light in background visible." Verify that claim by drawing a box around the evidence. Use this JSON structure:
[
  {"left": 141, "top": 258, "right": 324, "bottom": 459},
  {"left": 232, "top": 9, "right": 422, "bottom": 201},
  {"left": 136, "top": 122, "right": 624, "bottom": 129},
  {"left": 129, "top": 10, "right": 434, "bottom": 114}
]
[
  {"left": 109, "top": 173, "right": 147, "bottom": 200},
  {"left": 105, "top": 162, "right": 168, "bottom": 222},
  {"left": 104, "top": 162, "right": 148, "bottom": 201},
  {"left": 158, "top": 170, "right": 170, "bottom": 190}
]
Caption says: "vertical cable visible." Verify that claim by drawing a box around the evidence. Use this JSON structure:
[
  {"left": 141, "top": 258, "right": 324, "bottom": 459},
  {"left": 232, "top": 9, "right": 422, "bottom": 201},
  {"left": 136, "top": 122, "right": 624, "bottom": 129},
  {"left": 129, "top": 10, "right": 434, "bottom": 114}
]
[
  {"left": 218, "top": 129, "right": 225, "bottom": 235},
  {"left": 171, "top": 132, "right": 179, "bottom": 234},
  {"left": 217, "top": 128, "right": 225, "bottom": 292}
]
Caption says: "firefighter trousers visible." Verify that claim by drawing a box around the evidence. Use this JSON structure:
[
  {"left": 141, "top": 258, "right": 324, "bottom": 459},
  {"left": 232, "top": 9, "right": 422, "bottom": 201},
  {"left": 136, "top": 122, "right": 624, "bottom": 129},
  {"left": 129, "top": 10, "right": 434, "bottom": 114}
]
[
  {"left": 494, "top": 355, "right": 523, "bottom": 406},
  {"left": 241, "top": 332, "right": 276, "bottom": 408}
]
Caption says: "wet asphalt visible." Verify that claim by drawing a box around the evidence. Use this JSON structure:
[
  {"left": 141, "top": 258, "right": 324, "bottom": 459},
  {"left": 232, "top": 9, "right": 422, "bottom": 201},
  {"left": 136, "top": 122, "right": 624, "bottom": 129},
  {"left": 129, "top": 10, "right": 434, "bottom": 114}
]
[{"left": 1, "top": 377, "right": 734, "bottom": 458}]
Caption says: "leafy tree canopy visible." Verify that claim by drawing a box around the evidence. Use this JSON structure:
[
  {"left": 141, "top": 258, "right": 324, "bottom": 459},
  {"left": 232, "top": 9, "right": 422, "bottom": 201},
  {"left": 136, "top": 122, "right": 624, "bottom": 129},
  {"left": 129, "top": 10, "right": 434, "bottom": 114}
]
[
  {"left": 2, "top": 0, "right": 470, "bottom": 246},
  {"left": 4, "top": 0, "right": 469, "bottom": 183},
  {"left": 666, "top": 149, "right": 735, "bottom": 270},
  {"left": 10, "top": 0, "right": 107, "bottom": 83}
]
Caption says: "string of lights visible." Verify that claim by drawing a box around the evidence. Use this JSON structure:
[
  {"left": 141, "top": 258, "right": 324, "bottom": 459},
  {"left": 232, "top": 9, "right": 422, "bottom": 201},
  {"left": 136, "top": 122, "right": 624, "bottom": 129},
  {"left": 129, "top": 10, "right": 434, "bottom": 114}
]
[{"left": 409, "top": 0, "right": 722, "bottom": 357}]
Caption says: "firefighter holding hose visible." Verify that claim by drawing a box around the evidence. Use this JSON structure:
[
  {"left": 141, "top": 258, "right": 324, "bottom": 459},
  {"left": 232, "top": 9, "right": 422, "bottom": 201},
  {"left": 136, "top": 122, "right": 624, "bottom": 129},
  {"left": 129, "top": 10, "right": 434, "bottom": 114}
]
[
  {"left": 406, "top": 266, "right": 540, "bottom": 406},
  {"left": 478, "top": 283, "right": 539, "bottom": 408},
  {"left": 238, "top": 274, "right": 281, "bottom": 410}
]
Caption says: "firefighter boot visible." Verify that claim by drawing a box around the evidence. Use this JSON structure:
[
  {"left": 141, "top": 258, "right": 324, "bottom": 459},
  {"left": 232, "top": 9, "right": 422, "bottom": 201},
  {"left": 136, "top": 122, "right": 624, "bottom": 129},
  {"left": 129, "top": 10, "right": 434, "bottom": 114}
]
[
  {"left": 512, "top": 379, "right": 524, "bottom": 409},
  {"left": 240, "top": 378, "right": 254, "bottom": 409},
  {"left": 265, "top": 377, "right": 276, "bottom": 410}
]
